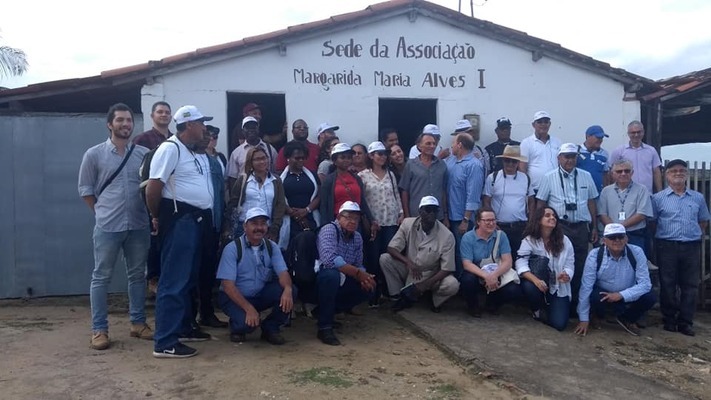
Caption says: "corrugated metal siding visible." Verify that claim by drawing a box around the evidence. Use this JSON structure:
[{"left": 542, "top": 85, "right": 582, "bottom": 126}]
[{"left": 0, "top": 113, "right": 144, "bottom": 298}]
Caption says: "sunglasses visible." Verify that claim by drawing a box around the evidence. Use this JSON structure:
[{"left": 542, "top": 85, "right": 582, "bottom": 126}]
[
  {"left": 605, "top": 234, "right": 627, "bottom": 241},
  {"left": 614, "top": 169, "right": 631, "bottom": 174}
]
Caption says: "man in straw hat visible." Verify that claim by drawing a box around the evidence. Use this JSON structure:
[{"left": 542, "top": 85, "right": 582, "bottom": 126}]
[{"left": 482, "top": 145, "right": 534, "bottom": 256}]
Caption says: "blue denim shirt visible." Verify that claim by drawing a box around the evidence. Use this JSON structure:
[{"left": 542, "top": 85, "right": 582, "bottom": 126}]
[{"left": 445, "top": 154, "right": 484, "bottom": 221}]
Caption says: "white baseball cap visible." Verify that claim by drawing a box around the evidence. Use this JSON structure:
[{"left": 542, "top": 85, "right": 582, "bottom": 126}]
[
  {"left": 173, "top": 105, "right": 213, "bottom": 124},
  {"left": 242, "top": 116, "right": 259, "bottom": 128},
  {"left": 317, "top": 122, "right": 340, "bottom": 135},
  {"left": 339, "top": 201, "right": 361, "bottom": 214},
  {"left": 603, "top": 223, "right": 626, "bottom": 237},
  {"left": 419, "top": 196, "right": 439, "bottom": 208},
  {"left": 532, "top": 110, "right": 551, "bottom": 123},
  {"left": 245, "top": 207, "right": 270, "bottom": 222},
  {"left": 453, "top": 119, "right": 473, "bottom": 133},
  {"left": 422, "top": 124, "right": 441, "bottom": 136},
  {"left": 367, "top": 141, "right": 389, "bottom": 154},
  {"left": 331, "top": 142, "right": 354, "bottom": 156},
  {"left": 558, "top": 143, "right": 578, "bottom": 155}
]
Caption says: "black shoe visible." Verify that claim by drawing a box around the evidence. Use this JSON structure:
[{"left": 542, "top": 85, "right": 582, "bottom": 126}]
[
  {"left": 430, "top": 305, "right": 442, "bottom": 313},
  {"left": 153, "top": 343, "right": 198, "bottom": 359},
  {"left": 230, "top": 333, "right": 246, "bottom": 343},
  {"left": 616, "top": 316, "right": 641, "bottom": 336},
  {"left": 678, "top": 325, "right": 696, "bottom": 337},
  {"left": 317, "top": 329, "right": 341, "bottom": 346},
  {"left": 178, "top": 329, "right": 212, "bottom": 342},
  {"left": 261, "top": 331, "right": 286, "bottom": 345},
  {"left": 391, "top": 297, "right": 413, "bottom": 313},
  {"left": 663, "top": 324, "right": 678, "bottom": 333},
  {"left": 332, "top": 320, "right": 343, "bottom": 329},
  {"left": 199, "top": 315, "right": 228, "bottom": 328}
]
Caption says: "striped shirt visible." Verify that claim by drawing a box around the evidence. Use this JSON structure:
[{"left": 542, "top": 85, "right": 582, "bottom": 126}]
[
  {"left": 536, "top": 167, "right": 599, "bottom": 223},
  {"left": 316, "top": 221, "right": 364, "bottom": 270},
  {"left": 652, "top": 187, "right": 710, "bottom": 241}
]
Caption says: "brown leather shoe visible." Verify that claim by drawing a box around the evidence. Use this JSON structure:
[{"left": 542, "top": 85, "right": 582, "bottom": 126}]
[
  {"left": 90, "top": 332, "right": 110, "bottom": 350},
  {"left": 130, "top": 323, "right": 154, "bottom": 340}
]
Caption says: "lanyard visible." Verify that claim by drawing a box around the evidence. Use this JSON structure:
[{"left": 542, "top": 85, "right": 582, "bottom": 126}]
[
  {"left": 614, "top": 182, "right": 632, "bottom": 207},
  {"left": 558, "top": 169, "right": 578, "bottom": 204}
]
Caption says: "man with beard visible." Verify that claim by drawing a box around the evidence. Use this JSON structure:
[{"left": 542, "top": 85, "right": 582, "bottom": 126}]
[
  {"left": 146, "top": 105, "right": 215, "bottom": 358},
  {"left": 226, "top": 116, "right": 278, "bottom": 188},
  {"left": 275, "top": 119, "right": 320, "bottom": 174},
  {"left": 78, "top": 103, "right": 152, "bottom": 350}
]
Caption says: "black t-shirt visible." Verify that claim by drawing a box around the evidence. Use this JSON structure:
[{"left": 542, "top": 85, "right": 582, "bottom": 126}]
[{"left": 485, "top": 140, "right": 520, "bottom": 172}]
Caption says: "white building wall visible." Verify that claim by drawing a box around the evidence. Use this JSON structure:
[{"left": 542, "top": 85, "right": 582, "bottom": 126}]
[{"left": 147, "top": 14, "right": 640, "bottom": 153}]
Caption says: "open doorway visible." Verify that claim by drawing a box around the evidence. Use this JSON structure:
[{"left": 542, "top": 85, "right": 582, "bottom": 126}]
[
  {"left": 378, "top": 98, "right": 437, "bottom": 154},
  {"left": 226, "top": 92, "right": 287, "bottom": 154}
]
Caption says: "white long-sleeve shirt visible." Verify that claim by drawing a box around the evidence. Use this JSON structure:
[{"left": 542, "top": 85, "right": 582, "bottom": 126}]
[{"left": 515, "top": 235, "right": 575, "bottom": 299}]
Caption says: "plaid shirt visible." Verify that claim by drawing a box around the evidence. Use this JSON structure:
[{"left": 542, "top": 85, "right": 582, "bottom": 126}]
[{"left": 316, "top": 221, "right": 363, "bottom": 269}]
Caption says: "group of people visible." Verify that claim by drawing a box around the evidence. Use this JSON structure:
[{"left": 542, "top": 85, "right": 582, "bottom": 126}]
[{"left": 78, "top": 101, "right": 708, "bottom": 359}]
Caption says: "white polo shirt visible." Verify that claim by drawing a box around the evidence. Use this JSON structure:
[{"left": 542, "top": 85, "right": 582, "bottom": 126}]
[
  {"left": 149, "top": 136, "right": 214, "bottom": 210},
  {"left": 520, "top": 134, "right": 561, "bottom": 190},
  {"left": 483, "top": 170, "right": 534, "bottom": 223}
]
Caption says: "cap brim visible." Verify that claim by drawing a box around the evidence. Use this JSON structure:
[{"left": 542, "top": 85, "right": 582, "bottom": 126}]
[{"left": 200, "top": 116, "right": 214, "bottom": 122}]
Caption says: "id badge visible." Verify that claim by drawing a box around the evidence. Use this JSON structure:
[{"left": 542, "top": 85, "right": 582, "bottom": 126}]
[{"left": 618, "top": 211, "right": 626, "bottom": 221}]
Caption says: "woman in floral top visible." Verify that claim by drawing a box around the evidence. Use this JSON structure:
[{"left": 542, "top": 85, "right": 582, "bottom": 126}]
[{"left": 359, "top": 141, "right": 404, "bottom": 306}]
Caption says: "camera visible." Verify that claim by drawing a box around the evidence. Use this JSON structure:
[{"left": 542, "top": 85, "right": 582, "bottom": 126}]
[{"left": 565, "top": 203, "right": 577, "bottom": 211}]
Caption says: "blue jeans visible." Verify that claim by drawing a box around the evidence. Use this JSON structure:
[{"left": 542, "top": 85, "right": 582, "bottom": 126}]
[
  {"left": 154, "top": 214, "right": 204, "bottom": 351},
  {"left": 316, "top": 268, "right": 368, "bottom": 330},
  {"left": 459, "top": 270, "right": 522, "bottom": 310},
  {"left": 521, "top": 280, "right": 570, "bottom": 331},
  {"left": 365, "top": 225, "right": 399, "bottom": 300},
  {"left": 218, "top": 281, "right": 297, "bottom": 334},
  {"left": 91, "top": 227, "right": 150, "bottom": 333},
  {"left": 449, "top": 220, "right": 473, "bottom": 279},
  {"left": 588, "top": 285, "right": 656, "bottom": 323}
]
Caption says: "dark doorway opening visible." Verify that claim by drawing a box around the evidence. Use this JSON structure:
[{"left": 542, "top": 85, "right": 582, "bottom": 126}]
[
  {"left": 378, "top": 98, "right": 437, "bottom": 154},
  {"left": 226, "top": 93, "right": 287, "bottom": 154}
]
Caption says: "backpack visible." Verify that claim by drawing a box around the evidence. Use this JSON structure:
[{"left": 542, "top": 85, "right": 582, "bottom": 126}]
[
  {"left": 596, "top": 245, "right": 636, "bottom": 271},
  {"left": 138, "top": 140, "right": 180, "bottom": 202},
  {"left": 491, "top": 169, "right": 531, "bottom": 191},
  {"left": 234, "top": 235, "right": 274, "bottom": 264},
  {"left": 286, "top": 222, "right": 339, "bottom": 290}
]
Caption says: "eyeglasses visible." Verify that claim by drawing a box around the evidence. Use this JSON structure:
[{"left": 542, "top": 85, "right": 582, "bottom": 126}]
[
  {"left": 339, "top": 212, "right": 360, "bottom": 222},
  {"left": 614, "top": 169, "right": 631, "bottom": 174},
  {"left": 605, "top": 234, "right": 627, "bottom": 241},
  {"left": 666, "top": 168, "right": 687, "bottom": 175},
  {"left": 479, "top": 218, "right": 496, "bottom": 223}
]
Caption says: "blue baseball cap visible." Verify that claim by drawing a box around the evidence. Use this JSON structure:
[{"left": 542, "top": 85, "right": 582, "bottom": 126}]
[{"left": 585, "top": 125, "right": 609, "bottom": 138}]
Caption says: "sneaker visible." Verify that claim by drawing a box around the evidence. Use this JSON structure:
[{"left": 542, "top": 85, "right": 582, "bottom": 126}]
[
  {"left": 198, "top": 315, "right": 228, "bottom": 328},
  {"left": 153, "top": 343, "right": 198, "bottom": 359},
  {"left": 317, "top": 329, "right": 341, "bottom": 346},
  {"left": 90, "top": 332, "right": 110, "bottom": 350},
  {"left": 130, "top": 323, "right": 154, "bottom": 340},
  {"left": 178, "top": 329, "right": 211, "bottom": 342},
  {"left": 260, "top": 331, "right": 286, "bottom": 345},
  {"left": 616, "top": 317, "right": 640, "bottom": 336},
  {"left": 678, "top": 325, "right": 696, "bottom": 337}
]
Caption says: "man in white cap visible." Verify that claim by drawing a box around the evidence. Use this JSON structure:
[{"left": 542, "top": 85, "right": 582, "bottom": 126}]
[
  {"left": 450, "top": 119, "right": 489, "bottom": 177},
  {"left": 482, "top": 145, "right": 534, "bottom": 256},
  {"left": 216, "top": 207, "right": 296, "bottom": 345},
  {"left": 316, "top": 122, "right": 339, "bottom": 147},
  {"left": 226, "top": 116, "right": 278, "bottom": 188},
  {"left": 380, "top": 196, "right": 459, "bottom": 313},
  {"left": 574, "top": 223, "right": 655, "bottom": 337},
  {"left": 316, "top": 201, "right": 376, "bottom": 346},
  {"left": 146, "top": 105, "right": 215, "bottom": 358},
  {"left": 519, "top": 111, "right": 561, "bottom": 192},
  {"left": 408, "top": 124, "right": 449, "bottom": 159},
  {"left": 536, "top": 143, "right": 599, "bottom": 310}
]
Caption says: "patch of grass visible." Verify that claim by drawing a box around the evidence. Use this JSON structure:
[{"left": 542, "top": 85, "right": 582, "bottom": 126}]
[
  {"left": 428, "top": 383, "right": 460, "bottom": 399},
  {"left": 290, "top": 367, "right": 353, "bottom": 388}
]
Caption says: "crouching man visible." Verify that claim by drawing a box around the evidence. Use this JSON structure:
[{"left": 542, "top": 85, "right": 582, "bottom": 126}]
[
  {"left": 217, "top": 207, "right": 296, "bottom": 345},
  {"left": 380, "top": 196, "right": 460, "bottom": 313},
  {"left": 574, "top": 223, "right": 655, "bottom": 336}
]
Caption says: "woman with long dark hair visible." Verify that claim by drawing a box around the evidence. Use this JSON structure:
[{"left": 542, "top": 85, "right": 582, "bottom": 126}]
[
  {"left": 317, "top": 136, "right": 340, "bottom": 182},
  {"left": 388, "top": 144, "right": 407, "bottom": 184},
  {"left": 515, "top": 206, "right": 574, "bottom": 331}
]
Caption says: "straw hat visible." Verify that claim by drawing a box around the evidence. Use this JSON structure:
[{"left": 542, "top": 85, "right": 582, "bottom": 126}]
[{"left": 495, "top": 145, "right": 527, "bottom": 162}]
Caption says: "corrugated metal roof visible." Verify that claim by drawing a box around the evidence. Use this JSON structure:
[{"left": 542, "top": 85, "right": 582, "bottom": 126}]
[
  {"left": 0, "top": 0, "right": 656, "bottom": 103},
  {"left": 641, "top": 66, "right": 711, "bottom": 102}
]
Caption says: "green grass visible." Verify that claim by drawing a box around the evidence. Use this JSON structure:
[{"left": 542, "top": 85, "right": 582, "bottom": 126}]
[
  {"left": 290, "top": 367, "right": 353, "bottom": 388},
  {"left": 428, "top": 383, "right": 461, "bottom": 400}
]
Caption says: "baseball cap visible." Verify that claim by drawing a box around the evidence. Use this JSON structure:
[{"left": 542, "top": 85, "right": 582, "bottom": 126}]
[
  {"left": 496, "top": 117, "right": 512, "bottom": 128},
  {"left": 558, "top": 143, "right": 578, "bottom": 155},
  {"left": 422, "top": 124, "right": 441, "bottom": 136},
  {"left": 665, "top": 159, "right": 687, "bottom": 169},
  {"left": 603, "top": 223, "right": 626, "bottom": 237},
  {"left": 339, "top": 201, "right": 361, "bottom": 214},
  {"left": 585, "top": 125, "right": 609, "bottom": 138},
  {"left": 367, "top": 141, "right": 389, "bottom": 154},
  {"left": 242, "top": 116, "right": 259, "bottom": 128},
  {"left": 452, "top": 120, "right": 473, "bottom": 135},
  {"left": 245, "top": 207, "right": 270, "bottom": 222},
  {"left": 331, "top": 142, "right": 355, "bottom": 156},
  {"left": 173, "top": 105, "right": 213, "bottom": 124},
  {"left": 206, "top": 125, "right": 220, "bottom": 135},
  {"left": 317, "top": 123, "right": 340, "bottom": 135},
  {"left": 419, "top": 196, "right": 439, "bottom": 208},
  {"left": 242, "top": 102, "right": 260, "bottom": 115},
  {"left": 532, "top": 110, "right": 551, "bottom": 123}
]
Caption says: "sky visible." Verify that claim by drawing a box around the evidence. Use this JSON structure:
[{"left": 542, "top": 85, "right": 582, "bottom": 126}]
[{"left": 2, "top": 0, "right": 711, "bottom": 89}]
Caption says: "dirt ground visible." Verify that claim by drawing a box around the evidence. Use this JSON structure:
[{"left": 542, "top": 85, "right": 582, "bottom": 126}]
[{"left": 0, "top": 296, "right": 522, "bottom": 400}]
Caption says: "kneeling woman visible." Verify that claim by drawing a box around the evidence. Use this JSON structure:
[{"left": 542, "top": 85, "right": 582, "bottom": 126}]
[
  {"left": 515, "top": 207, "right": 574, "bottom": 331},
  {"left": 459, "top": 207, "right": 522, "bottom": 317}
]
